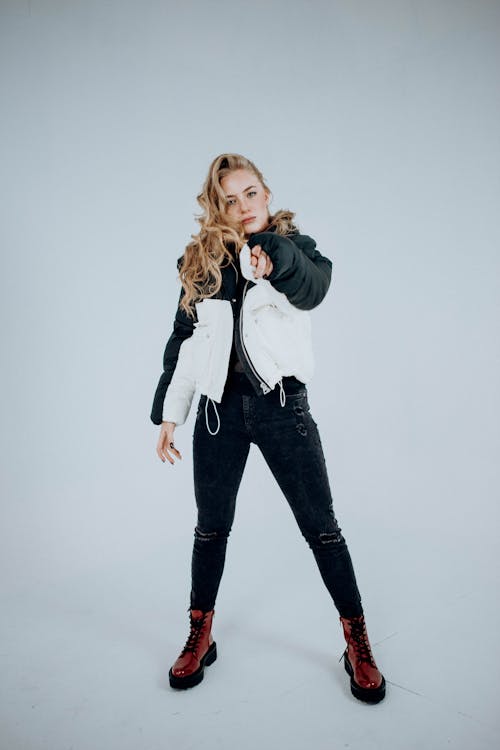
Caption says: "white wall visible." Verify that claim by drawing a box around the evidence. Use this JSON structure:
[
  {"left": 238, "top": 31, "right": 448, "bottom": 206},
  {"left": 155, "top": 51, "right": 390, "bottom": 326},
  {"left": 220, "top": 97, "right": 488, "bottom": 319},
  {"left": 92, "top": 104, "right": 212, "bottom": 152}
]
[{"left": 1, "top": 2, "right": 499, "bottom": 746}]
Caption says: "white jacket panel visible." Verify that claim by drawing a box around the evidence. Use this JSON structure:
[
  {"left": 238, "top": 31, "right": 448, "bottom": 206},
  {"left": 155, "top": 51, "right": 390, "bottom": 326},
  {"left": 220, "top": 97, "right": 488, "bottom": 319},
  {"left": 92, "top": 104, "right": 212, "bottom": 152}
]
[
  {"left": 193, "top": 299, "right": 234, "bottom": 399},
  {"left": 241, "top": 281, "right": 314, "bottom": 389},
  {"left": 162, "top": 299, "right": 233, "bottom": 425},
  {"left": 237, "top": 243, "right": 314, "bottom": 388}
]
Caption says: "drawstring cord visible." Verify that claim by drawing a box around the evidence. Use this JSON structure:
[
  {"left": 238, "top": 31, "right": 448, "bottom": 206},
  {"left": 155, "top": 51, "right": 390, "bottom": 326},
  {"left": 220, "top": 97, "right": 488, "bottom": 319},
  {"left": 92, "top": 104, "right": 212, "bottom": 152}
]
[
  {"left": 278, "top": 378, "right": 286, "bottom": 407},
  {"left": 205, "top": 397, "right": 221, "bottom": 436}
]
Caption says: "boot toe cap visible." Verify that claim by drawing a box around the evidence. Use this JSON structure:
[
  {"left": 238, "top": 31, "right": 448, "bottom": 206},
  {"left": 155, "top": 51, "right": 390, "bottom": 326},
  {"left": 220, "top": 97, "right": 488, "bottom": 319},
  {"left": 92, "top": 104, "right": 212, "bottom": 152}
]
[
  {"left": 171, "top": 653, "right": 200, "bottom": 678},
  {"left": 357, "top": 667, "right": 384, "bottom": 690}
]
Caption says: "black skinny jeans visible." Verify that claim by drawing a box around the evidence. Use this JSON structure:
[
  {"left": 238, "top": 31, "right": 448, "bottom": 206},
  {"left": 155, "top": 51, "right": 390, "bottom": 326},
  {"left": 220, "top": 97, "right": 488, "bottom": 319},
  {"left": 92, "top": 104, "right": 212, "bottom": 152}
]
[{"left": 190, "top": 372, "right": 363, "bottom": 619}]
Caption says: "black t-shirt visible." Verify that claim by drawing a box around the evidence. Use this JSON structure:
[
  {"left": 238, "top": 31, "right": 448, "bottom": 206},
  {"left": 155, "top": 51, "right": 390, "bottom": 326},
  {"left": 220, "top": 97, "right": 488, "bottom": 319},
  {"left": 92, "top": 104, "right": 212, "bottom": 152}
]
[{"left": 227, "top": 248, "right": 246, "bottom": 374}]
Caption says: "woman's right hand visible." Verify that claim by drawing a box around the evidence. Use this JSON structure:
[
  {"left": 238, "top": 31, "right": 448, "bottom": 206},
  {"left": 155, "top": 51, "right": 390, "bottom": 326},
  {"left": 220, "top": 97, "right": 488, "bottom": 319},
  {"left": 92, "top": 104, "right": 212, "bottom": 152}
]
[{"left": 156, "top": 421, "right": 182, "bottom": 464}]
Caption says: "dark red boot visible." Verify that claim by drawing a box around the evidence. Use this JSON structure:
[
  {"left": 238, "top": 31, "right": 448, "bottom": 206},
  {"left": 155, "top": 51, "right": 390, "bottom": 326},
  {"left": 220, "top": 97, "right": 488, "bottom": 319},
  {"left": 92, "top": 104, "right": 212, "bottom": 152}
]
[
  {"left": 340, "top": 615, "right": 386, "bottom": 703},
  {"left": 169, "top": 609, "right": 217, "bottom": 689}
]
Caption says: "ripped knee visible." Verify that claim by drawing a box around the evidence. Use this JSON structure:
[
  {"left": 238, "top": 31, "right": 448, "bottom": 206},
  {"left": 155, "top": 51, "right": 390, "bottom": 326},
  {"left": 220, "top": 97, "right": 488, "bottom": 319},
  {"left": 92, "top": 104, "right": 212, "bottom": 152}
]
[
  {"left": 305, "top": 528, "right": 346, "bottom": 550},
  {"left": 318, "top": 530, "right": 345, "bottom": 545},
  {"left": 194, "top": 526, "right": 230, "bottom": 542}
]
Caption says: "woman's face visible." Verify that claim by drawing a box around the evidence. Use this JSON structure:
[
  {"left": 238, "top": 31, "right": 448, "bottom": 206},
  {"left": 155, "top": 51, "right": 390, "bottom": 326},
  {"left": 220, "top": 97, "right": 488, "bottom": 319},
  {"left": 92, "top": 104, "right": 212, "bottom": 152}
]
[{"left": 220, "top": 168, "right": 270, "bottom": 236}]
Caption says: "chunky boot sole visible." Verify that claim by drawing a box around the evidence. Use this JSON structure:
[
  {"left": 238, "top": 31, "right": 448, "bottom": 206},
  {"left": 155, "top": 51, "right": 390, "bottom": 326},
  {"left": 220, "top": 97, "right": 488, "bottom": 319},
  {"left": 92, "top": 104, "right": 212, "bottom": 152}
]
[
  {"left": 343, "top": 653, "right": 386, "bottom": 704},
  {"left": 169, "top": 641, "right": 217, "bottom": 690}
]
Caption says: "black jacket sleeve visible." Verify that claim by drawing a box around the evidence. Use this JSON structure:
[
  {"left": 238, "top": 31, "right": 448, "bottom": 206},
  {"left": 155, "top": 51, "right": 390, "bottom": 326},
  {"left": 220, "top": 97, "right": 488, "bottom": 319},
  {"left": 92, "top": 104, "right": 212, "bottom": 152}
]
[
  {"left": 246, "top": 232, "right": 332, "bottom": 310},
  {"left": 150, "top": 260, "right": 196, "bottom": 425}
]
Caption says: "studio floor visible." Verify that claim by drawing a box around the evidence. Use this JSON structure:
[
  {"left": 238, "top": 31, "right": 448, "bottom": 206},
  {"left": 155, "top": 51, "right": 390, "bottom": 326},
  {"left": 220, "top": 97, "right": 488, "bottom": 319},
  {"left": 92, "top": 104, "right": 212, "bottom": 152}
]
[{"left": 2, "top": 535, "right": 498, "bottom": 750}]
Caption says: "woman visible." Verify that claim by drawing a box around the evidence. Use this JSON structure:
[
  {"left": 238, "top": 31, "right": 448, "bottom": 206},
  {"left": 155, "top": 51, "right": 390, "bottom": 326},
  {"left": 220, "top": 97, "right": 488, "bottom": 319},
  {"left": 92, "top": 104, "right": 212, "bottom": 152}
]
[{"left": 151, "top": 153, "right": 386, "bottom": 703}]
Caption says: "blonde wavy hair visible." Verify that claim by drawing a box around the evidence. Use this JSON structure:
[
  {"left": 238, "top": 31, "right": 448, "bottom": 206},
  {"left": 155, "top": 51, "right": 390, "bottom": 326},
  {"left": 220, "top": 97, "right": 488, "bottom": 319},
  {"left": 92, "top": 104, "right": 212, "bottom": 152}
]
[{"left": 178, "top": 153, "right": 299, "bottom": 317}]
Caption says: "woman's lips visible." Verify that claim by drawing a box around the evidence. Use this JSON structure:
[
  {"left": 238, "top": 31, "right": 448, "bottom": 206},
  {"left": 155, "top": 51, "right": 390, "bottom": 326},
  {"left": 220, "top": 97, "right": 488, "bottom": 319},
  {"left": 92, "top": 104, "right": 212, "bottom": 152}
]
[{"left": 242, "top": 216, "right": 255, "bottom": 224}]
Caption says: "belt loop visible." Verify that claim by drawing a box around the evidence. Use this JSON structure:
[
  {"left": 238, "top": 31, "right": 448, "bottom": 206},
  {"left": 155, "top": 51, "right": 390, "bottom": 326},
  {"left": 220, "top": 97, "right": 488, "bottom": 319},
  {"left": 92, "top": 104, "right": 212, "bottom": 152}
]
[
  {"left": 205, "top": 397, "right": 221, "bottom": 435},
  {"left": 278, "top": 378, "right": 286, "bottom": 408}
]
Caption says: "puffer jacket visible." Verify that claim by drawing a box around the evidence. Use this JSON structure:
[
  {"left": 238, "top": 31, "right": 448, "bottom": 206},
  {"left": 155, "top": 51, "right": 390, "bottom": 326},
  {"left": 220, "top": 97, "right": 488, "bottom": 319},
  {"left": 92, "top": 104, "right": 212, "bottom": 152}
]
[{"left": 150, "top": 229, "right": 332, "bottom": 427}]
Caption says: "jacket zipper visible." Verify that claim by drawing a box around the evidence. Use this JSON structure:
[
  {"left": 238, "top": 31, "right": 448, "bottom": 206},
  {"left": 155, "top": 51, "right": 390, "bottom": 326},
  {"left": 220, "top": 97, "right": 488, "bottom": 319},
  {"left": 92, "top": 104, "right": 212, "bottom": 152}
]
[{"left": 237, "top": 280, "right": 271, "bottom": 394}]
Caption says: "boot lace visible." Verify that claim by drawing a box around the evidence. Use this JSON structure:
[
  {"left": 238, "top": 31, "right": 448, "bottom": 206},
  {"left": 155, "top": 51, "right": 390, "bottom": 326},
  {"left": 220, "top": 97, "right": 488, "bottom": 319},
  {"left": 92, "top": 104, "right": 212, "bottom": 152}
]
[
  {"left": 344, "top": 617, "right": 376, "bottom": 666},
  {"left": 180, "top": 613, "right": 207, "bottom": 656}
]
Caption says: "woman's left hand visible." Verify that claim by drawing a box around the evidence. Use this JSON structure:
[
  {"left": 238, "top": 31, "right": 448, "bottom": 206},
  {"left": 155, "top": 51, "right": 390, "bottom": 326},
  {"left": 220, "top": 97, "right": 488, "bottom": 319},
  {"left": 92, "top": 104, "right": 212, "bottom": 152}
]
[{"left": 250, "top": 244, "right": 273, "bottom": 279}]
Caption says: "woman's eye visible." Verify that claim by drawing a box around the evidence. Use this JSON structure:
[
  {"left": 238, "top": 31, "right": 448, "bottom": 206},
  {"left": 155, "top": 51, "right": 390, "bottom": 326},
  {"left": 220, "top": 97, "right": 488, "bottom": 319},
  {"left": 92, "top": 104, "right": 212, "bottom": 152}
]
[{"left": 247, "top": 191, "right": 257, "bottom": 198}]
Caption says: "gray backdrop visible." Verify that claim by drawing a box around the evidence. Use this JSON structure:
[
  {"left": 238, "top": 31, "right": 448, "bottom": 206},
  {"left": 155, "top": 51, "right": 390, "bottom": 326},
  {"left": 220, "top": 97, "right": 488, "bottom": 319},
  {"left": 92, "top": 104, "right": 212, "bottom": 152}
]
[{"left": 1, "top": 1, "right": 499, "bottom": 748}]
